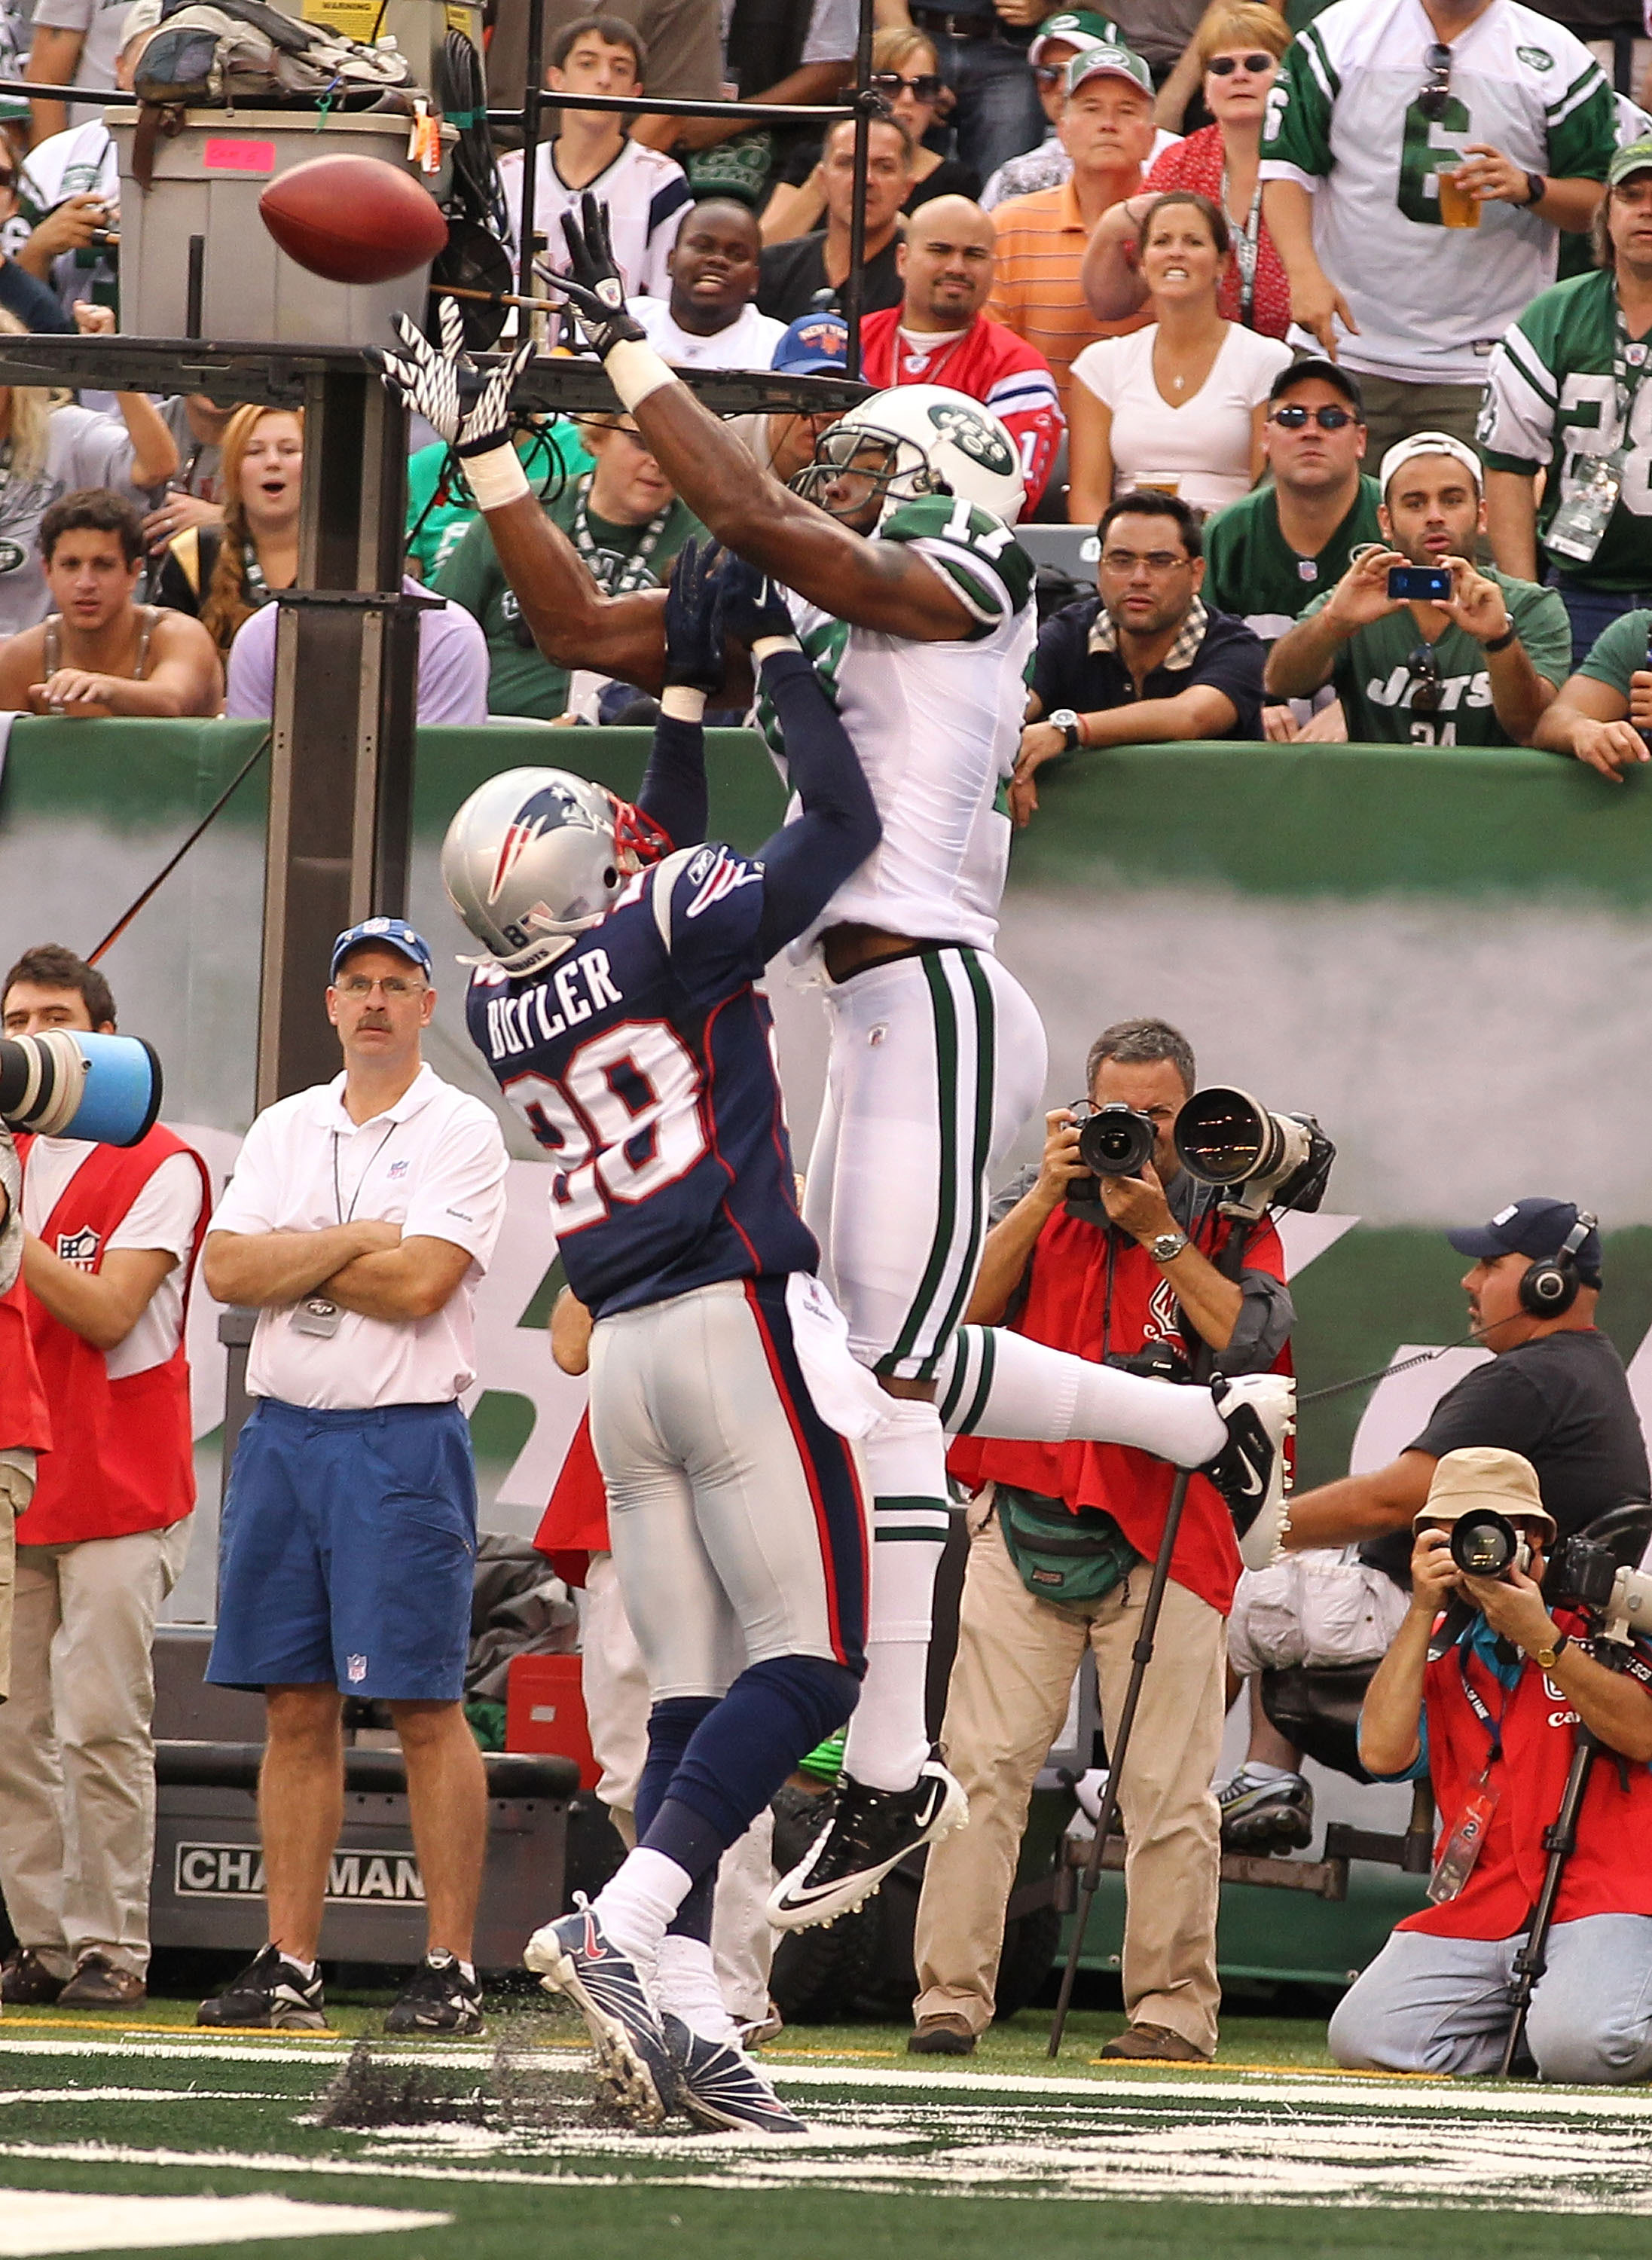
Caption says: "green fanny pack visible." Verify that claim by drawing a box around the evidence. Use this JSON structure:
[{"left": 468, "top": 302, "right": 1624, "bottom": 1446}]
[{"left": 995, "top": 1485, "right": 1140, "bottom": 1608}]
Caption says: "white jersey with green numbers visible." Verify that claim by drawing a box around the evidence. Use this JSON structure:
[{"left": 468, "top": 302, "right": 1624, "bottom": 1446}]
[
  {"left": 756, "top": 494, "right": 1037, "bottom": 957},
  {"left": 1479, "top": 268, "right": 1652, "bottom": 592},
  {"left": 1260, "top": 0, "right": 1615, "bottom": 384}
]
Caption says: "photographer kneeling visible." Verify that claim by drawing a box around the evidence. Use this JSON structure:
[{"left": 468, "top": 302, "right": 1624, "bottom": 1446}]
[
  {"left": 1330, "top": 1448, "right": 1652, "bottom": 2085},
  {"left": 912, "top": 1017, "right": 1293, "bottom": 2064}
]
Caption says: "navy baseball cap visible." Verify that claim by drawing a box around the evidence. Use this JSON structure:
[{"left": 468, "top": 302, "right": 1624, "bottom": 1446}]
[
  {"left": 330, "top": 917, "right": 434, "bottom": 982},
  {"left": 1446, "top": 1199, "right": 1603, "bottom": 1287},
  {"left": 773, "top": 312, "right": 848, "bottom": 376},
  {"left": 1269, "top": 355, "right": 1365, "bottom": 417}
]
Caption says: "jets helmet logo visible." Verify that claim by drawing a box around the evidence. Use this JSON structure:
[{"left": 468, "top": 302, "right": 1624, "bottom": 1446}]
[
  {"left": 487, "top": 783, "right": 584, "bottom": 906},
  {"left": 927, "top": 402, "right": 1015, "bottom": 478}
]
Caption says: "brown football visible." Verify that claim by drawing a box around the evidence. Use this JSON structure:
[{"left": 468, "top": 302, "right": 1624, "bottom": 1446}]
[{"left": 258, "top": 154, "right": 448, "bottom": 286}]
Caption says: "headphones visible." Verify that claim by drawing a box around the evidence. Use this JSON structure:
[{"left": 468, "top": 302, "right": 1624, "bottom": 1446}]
[{"left": 1518, "top": 1209, "right": 1599, "bottom": 1318}]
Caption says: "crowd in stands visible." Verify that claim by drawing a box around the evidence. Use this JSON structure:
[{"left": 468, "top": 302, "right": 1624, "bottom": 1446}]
[{"left": 0, "top": 0, "right": 1647, "bottom": 751}]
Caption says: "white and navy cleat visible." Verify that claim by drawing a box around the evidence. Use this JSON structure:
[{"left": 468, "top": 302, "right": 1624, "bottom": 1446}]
[
  {"left": 523, "top": 1898, "right": 678, "bottom": 2128},
  {"left": 765, "top": 1755, "right": 968, "bottom": 1933},
  {"left": 1205, "top": 1371, "right": 1296, "bottom": 1571},
  {"left": 662, "top": 2014, "right": 808, "bottom": 2134}
]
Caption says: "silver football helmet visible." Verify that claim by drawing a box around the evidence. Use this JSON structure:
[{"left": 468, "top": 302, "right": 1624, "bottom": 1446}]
[{"left": 441, "top": 765, "right": 628, "bottom": 976}]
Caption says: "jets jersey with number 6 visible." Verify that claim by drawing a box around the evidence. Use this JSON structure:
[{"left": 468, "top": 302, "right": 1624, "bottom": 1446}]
[
  {"left": 756, "top": 494, "right": 1036, "bottom": 956},
  {"left": 1479, "top": 267, "right": 1652, "bottom": 593},
  {"left": 1260, "top": 0, "right": 1614, "bottom": 385},
  {"left": 466, "top": 843, "right": 816, "bottom": 1318}
]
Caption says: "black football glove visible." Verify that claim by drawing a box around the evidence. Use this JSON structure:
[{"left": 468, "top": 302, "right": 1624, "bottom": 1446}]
[
  {"left": 376, "top": 298, "right": 533, "bottom": 458},
  {"left": 663, "top": 537, "right": 728, "bottom": 695},
  {"left": 716, "top": 554, "right": 795, "bottom": 651},
  {"left": 549, "top": 193, "right": 648, "bottom": 356}
]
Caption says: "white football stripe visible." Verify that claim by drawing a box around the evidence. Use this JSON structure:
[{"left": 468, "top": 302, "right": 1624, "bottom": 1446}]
[{"left": 0, "top": 2194, "right": 448, "bottom": 2257}]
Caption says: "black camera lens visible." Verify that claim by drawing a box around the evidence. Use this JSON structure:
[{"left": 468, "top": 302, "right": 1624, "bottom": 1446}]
[
  {"left": 1076, "top": 1102, "right": 1156, "bottom": 1180},
  {"left": 1449, "top": 1509, "right": 1521, "bottom": 1579}
]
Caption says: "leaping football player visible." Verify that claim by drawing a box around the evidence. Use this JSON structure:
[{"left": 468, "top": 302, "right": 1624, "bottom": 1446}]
[{"left": 380, "top": 231, "right": 1295, "bottom": 1938}]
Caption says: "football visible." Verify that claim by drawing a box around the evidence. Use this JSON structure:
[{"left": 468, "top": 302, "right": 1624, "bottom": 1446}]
[{"left": 258, "top": 154, "right": 448, "bottom": 286}]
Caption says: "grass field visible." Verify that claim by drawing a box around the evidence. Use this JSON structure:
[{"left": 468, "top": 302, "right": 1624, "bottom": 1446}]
[{"left": 5, "top": 1991, "right": 1652, "bottom": 2260}]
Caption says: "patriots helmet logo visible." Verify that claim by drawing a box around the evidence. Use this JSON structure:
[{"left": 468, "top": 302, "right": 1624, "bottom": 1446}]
[{"left": 487, "top": 780, "right": 594, "bottom": 906}]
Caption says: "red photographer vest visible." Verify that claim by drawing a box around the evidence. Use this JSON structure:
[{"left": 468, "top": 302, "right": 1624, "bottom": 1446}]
[
  {"left": 16, "top": 1128, "right": 210, "bottom": 1547},
  {"left": 0, "top": 1270, "right": 51, "bottom": 1457},
  {"left": 1400, "top": 1613, "right": 1652, "bottom": 1940},
  {"left": 947, "top": 1204, "right": 1290, "bottom": 1616},
  {"left": 533, "top": 1409, "right": 608, "bottom": 1587}
]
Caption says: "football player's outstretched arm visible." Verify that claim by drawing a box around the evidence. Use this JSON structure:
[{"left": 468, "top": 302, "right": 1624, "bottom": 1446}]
[
  {"left": 551, "top": 196, "right": 976, "bottom": 643},
  {"left": 632, "top": 539, "right": 723, "bottom": 847},
  {"left": 721, "top": 563, "right": 881, "bottom": 956}
]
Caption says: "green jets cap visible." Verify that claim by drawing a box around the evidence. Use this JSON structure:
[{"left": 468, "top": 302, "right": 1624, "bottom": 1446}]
[
  {"left": 1608, "top": 136, "right": 1652, "bottom": 188},
  {"left": 1067, "top": 41, "right": 1153, "bottom": 99},
  {"left": 1029, "top": 11, "right": 1117, "bottom": 65}
]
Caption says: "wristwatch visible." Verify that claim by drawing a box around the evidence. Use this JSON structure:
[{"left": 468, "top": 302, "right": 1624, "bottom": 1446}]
[
  {"left": 1482, "top": 624, "right": 1518, "bottom": 653},
  {"left": 1148, "top": 1229, "right": 1189, "bottom": 1264},
  {"left": 1522, "top": 171, "right": 1547, "bottom": 209},
  {"left": 1534, "top": 1632, "right": 1571, "bottom": 1669},
  {"left": 1048, "top": 707, "right": 1083, "bottom": 751}
]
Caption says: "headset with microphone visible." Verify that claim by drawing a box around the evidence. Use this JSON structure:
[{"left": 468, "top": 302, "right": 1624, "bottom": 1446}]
[{"left": 1517, "top": 1208, "right": 1599, "bottom": 1319}]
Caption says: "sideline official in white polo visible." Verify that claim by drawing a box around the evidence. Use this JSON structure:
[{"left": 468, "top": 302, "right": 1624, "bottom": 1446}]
[{"left": 197, "top": 916, "right": 508, "bottom": 2039}]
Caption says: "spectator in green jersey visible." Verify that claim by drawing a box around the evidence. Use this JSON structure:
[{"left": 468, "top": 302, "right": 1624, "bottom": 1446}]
[
  {"left": 405, "top": 418, "right": 591, "bottom": 585},
  {"left": 1265, "top": 431, "right": 1571, "bottom": 747},
  {"left": 1203, "top": 356, "right": 1381, "bottom": 741},
  {"left": 434, "top": 411, "right": 704, "bottom": 720},
  {"left": 1481, "top": 139, "right": 1652, "bottom": 669},
  {"left": 1529, "top": 605, "right": 1652, "bottom": 780}
]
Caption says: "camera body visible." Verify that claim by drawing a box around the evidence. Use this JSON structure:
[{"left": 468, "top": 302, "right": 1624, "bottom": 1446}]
[
  {"left": 1448, "top": 1507, "right": 1533, "bottom": 1582},
  {"left": 1071, "top": 1101, "right": 1156, "bottom": 1189},
  {"left": 1388, "top": 564, "right": 1452, "bottom": 602}
]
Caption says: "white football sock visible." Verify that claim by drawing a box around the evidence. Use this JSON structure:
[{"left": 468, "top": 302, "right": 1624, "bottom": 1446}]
[
  {"left": 841, "top": 1394, "right": 948, "bottom": 1793},
  {"left": 939, "top": 1327, "right": 1226, "bottom": 1464},
  {"left": 654, "top": 1933, "right": 740, "bottom": 2046},
  {"left": 591, "top": 1846, "right": 692, "bottom": 1968}
]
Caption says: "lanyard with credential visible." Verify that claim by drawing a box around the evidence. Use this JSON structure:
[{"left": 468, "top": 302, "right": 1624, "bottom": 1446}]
[
  {"left": 289, "top": 1120, "right": 401, "bottom": 1340},
  {"left": 332, "top": 1120, "right": 400, "bottom": 1226},
  {"left": 1427, "top": 1644, "right": 1508, "bottom": 1904}
]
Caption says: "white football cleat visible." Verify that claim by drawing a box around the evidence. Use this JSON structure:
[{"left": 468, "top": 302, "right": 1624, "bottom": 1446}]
[{"left": 1205, "top": 1372, "right": 1296, "bottom": 1570}]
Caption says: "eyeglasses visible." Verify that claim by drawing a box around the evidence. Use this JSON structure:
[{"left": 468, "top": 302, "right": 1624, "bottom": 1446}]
[
  {"left": 1404, "top": 643, "right": 1442, "bottom": 714},
  {"left": 1032, "top": 63, "right": 1067, "bottom": 87},
  {"left": 870, "top": 71, "right": 943, "bottom": 102},
  {"left": 1206, "top": 52, "right": 1275, "bottom": 76},
  {"left": 1269, "top": 403, "right": 1357, "bottom": 429},
  {"left": 1099, "top": 548, "right": 1192, "bottom": 574},
  {"left": 1418, "top": 39, "right": 1453, "bottom": 123},
  {"left": 336, "top": 974, "right": 426, "bottom": 999}
]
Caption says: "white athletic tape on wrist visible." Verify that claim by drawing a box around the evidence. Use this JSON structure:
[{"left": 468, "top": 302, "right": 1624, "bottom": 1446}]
[
  {"left": 605, "top": 338, "right": 678, "bottom": 412},
  {"left": 660, "top": 685, "right": 707, "bottom": 722},
  {"left": 753, "top": 635, "right": 801, "bottom": 662},
  {"left": 464, "top": 444, "right": 530, "bottom": 512}
]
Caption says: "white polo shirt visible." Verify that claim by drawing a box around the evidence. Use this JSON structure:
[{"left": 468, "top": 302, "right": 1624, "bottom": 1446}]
[{"left": 211, "top": 1064, "right": 508, "bottom": 1412}]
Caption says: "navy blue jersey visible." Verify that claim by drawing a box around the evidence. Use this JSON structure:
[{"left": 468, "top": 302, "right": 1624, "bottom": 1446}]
[{"left": 467, "top": 840, "right": 818, "bottom": 1318}]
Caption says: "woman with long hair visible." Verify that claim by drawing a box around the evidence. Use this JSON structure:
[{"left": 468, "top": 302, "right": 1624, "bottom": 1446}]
[
  {"left": 760, "top": 26, "right": 977, "bottom": 245},
  {"left": 0, "top": 306, "right": 178, "bottom": 637},
  {"left": 1067, "top": 189, "right": 1291, "bottom": 522},
  {"left": 1080, "top": 3, "right": 1293, "bottom": 342},
  {"left": 152, "top": 403, "right": 301, "bottom": 654}
]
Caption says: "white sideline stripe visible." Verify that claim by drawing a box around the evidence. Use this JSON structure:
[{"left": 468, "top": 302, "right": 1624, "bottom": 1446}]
[
  {"left": 9, "top": 2035, "right": 1652, "bottom": 2119},
  {"left": 0, "top": 2194, "right": 449, "bottom": 2256}
]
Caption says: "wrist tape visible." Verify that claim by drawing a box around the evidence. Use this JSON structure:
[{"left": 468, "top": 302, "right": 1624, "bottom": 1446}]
[
  {"left": 463, "top": 444, "right": 530, "bottom": 512},
  {"left": 605, "top": 339, "right": 678, "bottom": 413}
]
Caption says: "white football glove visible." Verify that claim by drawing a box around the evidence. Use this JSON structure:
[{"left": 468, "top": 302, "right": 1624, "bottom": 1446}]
[{"left": 375, "top": 298, "right": 534, "bottom": 460}]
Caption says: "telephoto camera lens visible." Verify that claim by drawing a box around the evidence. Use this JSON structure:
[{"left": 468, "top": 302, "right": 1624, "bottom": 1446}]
[
  {"left": 1174, "top": 1086, "right": 1284, "bottom": 1184},
  {"left": 1076, "top": 1102, "right": 1156, "bottom": 1180},
  {"left": 1449, "top": 1508, "right": 1524, "bottom": 1580}
]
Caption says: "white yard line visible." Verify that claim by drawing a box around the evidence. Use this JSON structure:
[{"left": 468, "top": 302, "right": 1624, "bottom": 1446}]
[{"left": 0, "top": 2194, "right": 448, "bottom": 2258}]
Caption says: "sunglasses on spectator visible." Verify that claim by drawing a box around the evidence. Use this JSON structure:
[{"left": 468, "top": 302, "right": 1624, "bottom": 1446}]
[
  {"left": 1405, "top": 643, "right": 1443, "bottom": 714},
  {"left": 870, "top": 71, "right": 944, "bottom": 102},
  {"left": 1418, "top": 40, "right": 1452, "bottom": 123},
  {"left": 1269, "top": 403, "right": 1357, "bottom": 429},
  {"left": 1206, "top": 52, "right": 1275, "bottom": 75},
  {"left": 1032, "top": 63, "right": 1067, "bottom": 87}
]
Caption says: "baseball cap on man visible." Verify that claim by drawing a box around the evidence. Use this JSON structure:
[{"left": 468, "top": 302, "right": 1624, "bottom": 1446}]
[
  {"left": 1414, "top": 1446, "right": 1556, "bottom": 1538},
  {"left": 772, "top": 312, "right": 849, "bottom": 375},
  {"left": 1269, "top": 355, "right": 1365, "bottom": 416},
  {"left": 1378, "top": 429, "right": 1482, "bottom": 499},
  {"left": 1608, "top": 136, "right": 1652, "bottom": 189},
  {"left": 330, "top": 917, "right": 434, "bottom": 982},
  {"left": 1446, "top": 1198, "right": 1603, "bottom": 1288},
  {"left": 1031, "top": 11, "right": 1117, "bottom": 65},
  {"left": 1067, "top": 42, "right": 1153, "bottom": 99}
]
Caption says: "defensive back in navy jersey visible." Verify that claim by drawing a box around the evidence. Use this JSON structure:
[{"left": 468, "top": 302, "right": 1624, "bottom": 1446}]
[{"left": 467, "top": 840, "right": 818, "bottom": 1318}]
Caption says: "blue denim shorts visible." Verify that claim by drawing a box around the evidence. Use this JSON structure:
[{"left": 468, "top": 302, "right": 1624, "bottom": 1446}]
[{"left": 206, "top": 1397, "right": 477, "bottom": 1701}]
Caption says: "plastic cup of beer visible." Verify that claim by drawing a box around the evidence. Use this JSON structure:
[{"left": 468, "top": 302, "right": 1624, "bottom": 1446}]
[{"left": 1438, "top": 168, "right": 1480, "bottom": 228}]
